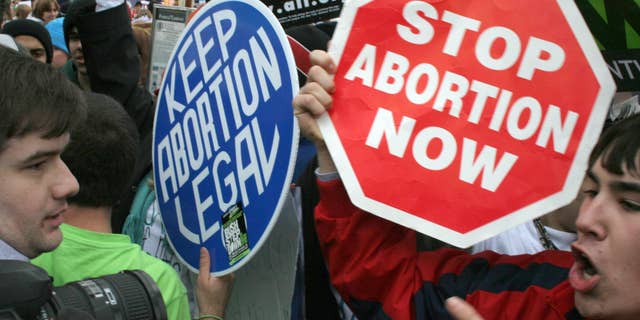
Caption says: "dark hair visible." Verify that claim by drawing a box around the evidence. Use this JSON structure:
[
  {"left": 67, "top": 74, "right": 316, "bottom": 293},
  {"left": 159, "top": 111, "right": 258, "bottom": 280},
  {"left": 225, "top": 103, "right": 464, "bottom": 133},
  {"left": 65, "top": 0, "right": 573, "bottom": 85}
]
[
  {"left": 0, "top": 46, "right": 86, "bottom": 150},
  {"left": 63, "top": 92, "right": 139, "bottom": 207},
  {"left": 589, "top": 114, "right": 640, "bottom": 177}
]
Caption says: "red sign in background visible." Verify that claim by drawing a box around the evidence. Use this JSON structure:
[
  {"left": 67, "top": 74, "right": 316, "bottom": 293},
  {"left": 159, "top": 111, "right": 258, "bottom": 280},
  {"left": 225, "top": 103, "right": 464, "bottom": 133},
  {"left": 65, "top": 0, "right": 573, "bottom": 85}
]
[{"left": 322, "top": 0, "right": 615, "bottom": 246}]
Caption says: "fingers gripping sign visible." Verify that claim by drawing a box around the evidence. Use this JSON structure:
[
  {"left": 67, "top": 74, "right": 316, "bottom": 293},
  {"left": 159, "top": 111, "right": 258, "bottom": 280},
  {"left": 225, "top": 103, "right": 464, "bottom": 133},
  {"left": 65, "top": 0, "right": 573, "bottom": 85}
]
[
  {"left": 446, "top": 297, "right": 485, "bottom": 320},
  {"left": 292, "top": 50, "right": 337, "bottom": 144}
]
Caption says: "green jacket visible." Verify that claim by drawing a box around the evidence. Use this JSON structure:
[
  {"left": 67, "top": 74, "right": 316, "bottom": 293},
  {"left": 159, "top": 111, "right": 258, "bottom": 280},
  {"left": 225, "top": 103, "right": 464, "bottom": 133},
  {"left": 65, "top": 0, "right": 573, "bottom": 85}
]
[{"left": 33, "top": 224, "right": 190, "bottom": 320}]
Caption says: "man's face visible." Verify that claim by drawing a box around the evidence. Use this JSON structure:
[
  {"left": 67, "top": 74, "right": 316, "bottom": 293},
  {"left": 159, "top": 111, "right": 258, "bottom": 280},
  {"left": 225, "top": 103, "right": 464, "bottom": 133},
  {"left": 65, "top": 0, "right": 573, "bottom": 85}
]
[
  {"left": 570, "top": 156, "right": 640, "bottom": 319},
  {"left": 0, "top": 132, "right": 78, "bottom": 258},
  {"left": 67, "top": 27, "right": 86, "bottom": 75},
  {"left": 13, "top": 35, "right": 46, "bottom": 63}
]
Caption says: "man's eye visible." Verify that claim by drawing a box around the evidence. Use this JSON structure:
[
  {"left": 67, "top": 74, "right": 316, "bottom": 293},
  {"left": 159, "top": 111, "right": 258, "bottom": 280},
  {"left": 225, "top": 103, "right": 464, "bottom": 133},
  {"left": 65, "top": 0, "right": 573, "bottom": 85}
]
[
  {"left": 27, "top": 161, "right": 46, "bottom": 171},
  {"left": 621, "top": 199, "right": 640, "bottom": 212},
  {"left": 31, "top": 50, "right": 45, "bottom": 58},
  {"left": 582, "top": 189, "right": 598, "bottom": 198}
]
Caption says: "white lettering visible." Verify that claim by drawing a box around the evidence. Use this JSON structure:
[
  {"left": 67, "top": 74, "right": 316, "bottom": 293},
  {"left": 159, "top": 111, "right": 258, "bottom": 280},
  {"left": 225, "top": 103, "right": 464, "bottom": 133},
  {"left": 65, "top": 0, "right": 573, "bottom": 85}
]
[
  {"left": 459, "top": 138, "right": 518, "bottom": 192},
  {"left": 535, "top": 105, "right": 578, "bottom": 154},
  {"left": 433, "top": 71, "right": 469, "bottom": 118},
  {"left": 397, "top": 0, "right": 437, "bottom": 45},
  {"left": 365, "top": 107, "right": 416, "bottom": 157},
  {"left": 374, "top": 51, "right": 409, "bottom": 94},
  {"left": 212, "top": 9, "right": 236, "bottom": 61},
  {"left": 193, "top": 168, "right": 220, "bottom": 242},
  {"left": 178, "top": 37, "right": 203, "bottom": 104},
  {"left": 412, "top": 126, "right": 456, "bottom": 170},
  {"left": 475, "top": 26, "right": 521, "bottom": 71},
  {"left": 345, "top": 44, "right": 376, "bottom": 87},
  {"left": 517, "top": 37, "right": 565, "bottom": 80},
  {"left": 441, "top": 10, "right": 480, "bottom": 57}
]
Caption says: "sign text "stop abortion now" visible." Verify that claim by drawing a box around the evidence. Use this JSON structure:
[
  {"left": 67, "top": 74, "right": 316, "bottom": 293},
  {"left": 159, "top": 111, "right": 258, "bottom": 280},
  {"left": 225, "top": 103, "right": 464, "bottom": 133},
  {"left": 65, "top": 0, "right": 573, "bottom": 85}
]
[{"left": 348, "top": 1, "right": 578, "bottom": 192}]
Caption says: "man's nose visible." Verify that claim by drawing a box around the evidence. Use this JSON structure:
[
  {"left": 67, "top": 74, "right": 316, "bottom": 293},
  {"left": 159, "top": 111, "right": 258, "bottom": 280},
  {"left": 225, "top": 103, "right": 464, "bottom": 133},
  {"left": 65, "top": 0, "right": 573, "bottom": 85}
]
[{"left": 51, "top": 158, "right": 79, "bottom": 200}]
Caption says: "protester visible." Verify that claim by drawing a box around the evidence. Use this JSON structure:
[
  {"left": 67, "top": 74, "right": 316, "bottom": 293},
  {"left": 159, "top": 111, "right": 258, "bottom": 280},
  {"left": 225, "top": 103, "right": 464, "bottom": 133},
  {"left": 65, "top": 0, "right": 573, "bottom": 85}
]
[
  {"left": 284, "top": 24, "right": 351, "bottom": 320},
  {"left": 1, "top": 18, "right": 52, "bottom": 63},
  {"left": 30, "top": 0, "right": 59, "bottom": 24},
  {"left": 62, "top": 0, "right": 155, "bottom": 232},
  {"left": 0, "top": 46, "right": 85, "bottom": 260},
  {"left": 293, "top": 49, "right": 640, "bottom": 319},
  {"left": 31, "top": 92, "right": 190, "bottom": 319},
  {"left": 0, "top": 30, "right": 229, "bottom": 320}
]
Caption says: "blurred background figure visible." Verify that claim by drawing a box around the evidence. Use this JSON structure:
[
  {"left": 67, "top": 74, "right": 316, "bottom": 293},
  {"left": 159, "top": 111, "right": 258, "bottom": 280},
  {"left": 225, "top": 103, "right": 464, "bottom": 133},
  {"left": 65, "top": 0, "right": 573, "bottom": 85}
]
[
  {"left": 30, "top": 0, "right": 59, "bottom": 24},
  {"left": 132, "top": 7, "right": 150, "bottom": 24},
  {"left": 1, "top": 0, "right": 11, "bottom": 25},
  {"left": 131, "top": 0, "right": 141, "bottom": 16},
  {"left": 14, "top": 2, "right": 30, "bottom": 19}
]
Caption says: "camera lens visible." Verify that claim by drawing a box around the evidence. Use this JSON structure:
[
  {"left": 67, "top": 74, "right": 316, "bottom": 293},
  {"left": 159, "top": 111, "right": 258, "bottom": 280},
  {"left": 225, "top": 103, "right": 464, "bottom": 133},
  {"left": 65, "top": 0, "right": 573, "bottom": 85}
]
[{"left": 41, "top": 270, "right": 167, "bottom": 320}]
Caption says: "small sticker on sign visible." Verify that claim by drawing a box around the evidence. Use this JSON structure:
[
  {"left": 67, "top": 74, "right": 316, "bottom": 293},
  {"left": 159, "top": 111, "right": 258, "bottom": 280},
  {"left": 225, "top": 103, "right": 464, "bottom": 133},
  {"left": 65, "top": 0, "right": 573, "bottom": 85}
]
[{"left": 222, "top": 204, "right": 250, "bottom": 265}]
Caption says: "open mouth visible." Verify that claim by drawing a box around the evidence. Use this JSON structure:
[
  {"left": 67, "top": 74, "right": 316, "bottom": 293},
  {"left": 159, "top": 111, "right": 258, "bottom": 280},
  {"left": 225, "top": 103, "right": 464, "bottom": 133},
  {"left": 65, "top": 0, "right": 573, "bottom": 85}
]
[
  {"left": 569, "top": 245, "right": 600, "bottom": 292},
  {"left": 575, "top": 252, "right": 597, "bottom": 277}
]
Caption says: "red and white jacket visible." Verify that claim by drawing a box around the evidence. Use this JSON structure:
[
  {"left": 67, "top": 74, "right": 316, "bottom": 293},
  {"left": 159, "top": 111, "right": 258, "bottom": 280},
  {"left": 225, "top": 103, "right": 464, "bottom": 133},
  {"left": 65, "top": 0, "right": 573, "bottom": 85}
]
[{"left": 315, "top": 179, "right": 583, "bottom": 320}]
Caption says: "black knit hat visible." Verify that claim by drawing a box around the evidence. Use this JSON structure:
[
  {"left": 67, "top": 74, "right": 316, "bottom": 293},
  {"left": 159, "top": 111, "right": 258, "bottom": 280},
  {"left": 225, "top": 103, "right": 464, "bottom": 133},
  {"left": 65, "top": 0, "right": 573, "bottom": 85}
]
[{"left": 1, "top": 19, "right": 53, "bottom": 64}]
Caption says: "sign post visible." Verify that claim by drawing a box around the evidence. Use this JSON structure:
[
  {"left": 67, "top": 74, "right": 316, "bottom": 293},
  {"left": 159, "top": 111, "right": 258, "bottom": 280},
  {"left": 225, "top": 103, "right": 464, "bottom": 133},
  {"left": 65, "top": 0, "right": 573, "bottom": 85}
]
[
  {"left": 147, "top": 5, "right": 195, "bottom": 95},
  {"left": 153, "top": 0, "right": 299, "bottom": 275},
  {"left": 320, "top": 0, "right": 616, "bottom": 247}
]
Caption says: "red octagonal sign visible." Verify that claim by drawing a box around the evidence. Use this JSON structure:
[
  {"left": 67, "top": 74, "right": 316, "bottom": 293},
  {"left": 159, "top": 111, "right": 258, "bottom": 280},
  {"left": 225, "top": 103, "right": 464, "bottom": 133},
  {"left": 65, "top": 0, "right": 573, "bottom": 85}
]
[{"left": 318, "top": 0, "right": 616, "bottom": 247}]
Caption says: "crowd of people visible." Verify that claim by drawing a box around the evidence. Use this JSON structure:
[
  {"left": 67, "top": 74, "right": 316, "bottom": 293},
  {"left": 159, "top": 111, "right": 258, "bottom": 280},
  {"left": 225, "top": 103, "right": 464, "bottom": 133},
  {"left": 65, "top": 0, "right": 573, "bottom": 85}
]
[
  {"left": 0, "top": 0, "right": 639, "bottom": 319},
  {"left": 0, "top": 0, "right": 232, "bottom": 319}
]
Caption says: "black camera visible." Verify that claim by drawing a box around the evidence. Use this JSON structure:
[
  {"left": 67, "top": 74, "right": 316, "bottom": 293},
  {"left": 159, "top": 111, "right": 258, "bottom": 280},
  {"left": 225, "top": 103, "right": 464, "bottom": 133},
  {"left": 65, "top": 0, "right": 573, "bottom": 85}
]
[{"left": 0, "top": 260, "right": 167, "bottom": 320}]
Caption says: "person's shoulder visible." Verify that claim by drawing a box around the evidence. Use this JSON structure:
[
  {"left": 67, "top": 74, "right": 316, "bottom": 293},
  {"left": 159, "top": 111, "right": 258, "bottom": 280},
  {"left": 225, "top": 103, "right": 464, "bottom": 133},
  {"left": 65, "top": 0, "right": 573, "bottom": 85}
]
[
  {"left": 138, "top": 252, "right": 186, "bottom": 291},
  {"left": 137, "top": 253, "right": 190, "bottom": 319}
]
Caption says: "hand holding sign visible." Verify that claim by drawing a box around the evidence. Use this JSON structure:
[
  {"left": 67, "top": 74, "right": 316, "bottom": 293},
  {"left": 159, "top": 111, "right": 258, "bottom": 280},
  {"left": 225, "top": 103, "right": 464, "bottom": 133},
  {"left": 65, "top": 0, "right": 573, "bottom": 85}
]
[
  {"left": 293, "top": 50, "right": 336, "bottom": 164},
  {"left": 197, "top": 247, "right": 234, "bottom": 318}
]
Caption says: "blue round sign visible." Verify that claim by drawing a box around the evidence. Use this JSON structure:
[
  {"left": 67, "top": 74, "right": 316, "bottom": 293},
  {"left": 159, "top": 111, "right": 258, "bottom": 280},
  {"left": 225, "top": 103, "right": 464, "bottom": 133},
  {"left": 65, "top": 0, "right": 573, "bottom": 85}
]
[{"left": 153, "top": 0, "right": 298, "bottom": 275}]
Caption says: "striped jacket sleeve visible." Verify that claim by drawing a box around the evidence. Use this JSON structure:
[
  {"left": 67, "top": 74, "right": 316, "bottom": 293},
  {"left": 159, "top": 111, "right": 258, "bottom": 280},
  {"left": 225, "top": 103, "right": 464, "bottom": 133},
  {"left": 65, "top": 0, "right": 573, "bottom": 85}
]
[{"left": 314, "top": 178, "right": 581, "bottom": 320}]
